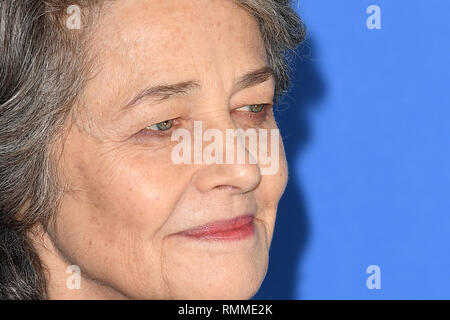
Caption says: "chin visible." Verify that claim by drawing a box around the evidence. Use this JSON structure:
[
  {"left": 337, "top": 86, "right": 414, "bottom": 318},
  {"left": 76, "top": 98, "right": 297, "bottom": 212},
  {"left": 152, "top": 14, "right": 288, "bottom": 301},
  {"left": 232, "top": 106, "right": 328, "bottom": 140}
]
[
  {"left": 158, "top": 239, "right": 269, "bottom": 299},
  {"left": 168, "top": 260, "right": 268, "bottom": 300}
]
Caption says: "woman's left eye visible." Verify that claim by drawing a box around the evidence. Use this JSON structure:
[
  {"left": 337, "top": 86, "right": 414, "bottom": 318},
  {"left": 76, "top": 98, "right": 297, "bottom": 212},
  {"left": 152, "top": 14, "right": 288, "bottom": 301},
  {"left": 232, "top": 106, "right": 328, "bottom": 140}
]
[
  {"left": 233, "top": 103, "right": 272, "bottom": 123},
  {"left": 236, "top": 104, "right": 266, "bottom": 113}
]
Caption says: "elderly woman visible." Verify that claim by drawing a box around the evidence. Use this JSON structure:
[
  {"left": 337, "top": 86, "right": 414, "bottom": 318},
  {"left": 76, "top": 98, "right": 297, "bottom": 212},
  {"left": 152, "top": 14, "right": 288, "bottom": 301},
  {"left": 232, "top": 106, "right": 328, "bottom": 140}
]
[{"left": 0, "top": 0, "right": 304, "bottom": 299}]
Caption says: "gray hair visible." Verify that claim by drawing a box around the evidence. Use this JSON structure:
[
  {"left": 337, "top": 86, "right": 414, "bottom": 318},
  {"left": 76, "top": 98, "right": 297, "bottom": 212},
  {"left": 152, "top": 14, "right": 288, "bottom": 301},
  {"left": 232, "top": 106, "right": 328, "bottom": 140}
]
[{"left": 0, "top": 0, "right": 305, "bottom": 299}]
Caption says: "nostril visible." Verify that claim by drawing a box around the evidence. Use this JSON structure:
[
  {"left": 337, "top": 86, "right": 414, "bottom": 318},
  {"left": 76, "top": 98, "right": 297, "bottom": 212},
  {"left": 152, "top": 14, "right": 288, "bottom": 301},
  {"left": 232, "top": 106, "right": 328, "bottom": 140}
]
[{"left": 215, "top": 185, "right": 236, "bottom": 191}]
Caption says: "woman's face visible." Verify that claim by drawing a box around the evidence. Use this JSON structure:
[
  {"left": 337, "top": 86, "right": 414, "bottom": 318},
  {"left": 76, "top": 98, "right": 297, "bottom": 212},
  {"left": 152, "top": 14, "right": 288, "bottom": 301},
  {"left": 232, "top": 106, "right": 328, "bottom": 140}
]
[{"left": 52, "top": 0, "right": 288, "bottom": 299}]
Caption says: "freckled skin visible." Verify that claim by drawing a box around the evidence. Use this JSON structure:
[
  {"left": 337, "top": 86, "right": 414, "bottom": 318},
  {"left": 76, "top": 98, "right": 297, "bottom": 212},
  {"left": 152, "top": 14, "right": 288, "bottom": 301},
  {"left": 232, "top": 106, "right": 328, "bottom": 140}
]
[{"left": 34, "top": 0, "right": 288, "bottom": 299}]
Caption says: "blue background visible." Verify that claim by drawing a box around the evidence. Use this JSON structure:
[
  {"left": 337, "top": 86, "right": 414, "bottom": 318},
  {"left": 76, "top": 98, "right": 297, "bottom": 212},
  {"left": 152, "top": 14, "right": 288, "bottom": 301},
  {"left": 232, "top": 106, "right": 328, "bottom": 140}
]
[{"left": 254, "top": 0, "right": 450, "bottom": 299}]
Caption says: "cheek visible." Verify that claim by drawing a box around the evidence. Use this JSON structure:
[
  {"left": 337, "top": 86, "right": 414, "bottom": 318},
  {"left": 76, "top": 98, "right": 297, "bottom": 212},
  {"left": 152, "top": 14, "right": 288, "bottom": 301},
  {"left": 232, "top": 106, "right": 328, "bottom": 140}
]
[
  {"left": 279, "top": 138, "right": 289, "bottom": 192},
  {"left": 55, "top": 143, "right": 191, "bottom": 297},
  {"left": 76, "top": 150, "right": 184, "bottom": 232},
  {"left": 259, "top": 133, "right": 288, "bottom": 205},
  {"left": 97, "top": 155, "right": 184, "bottom": 229},
  {"left": 255, "top": 136, "right": 288, "bottom": 244}
]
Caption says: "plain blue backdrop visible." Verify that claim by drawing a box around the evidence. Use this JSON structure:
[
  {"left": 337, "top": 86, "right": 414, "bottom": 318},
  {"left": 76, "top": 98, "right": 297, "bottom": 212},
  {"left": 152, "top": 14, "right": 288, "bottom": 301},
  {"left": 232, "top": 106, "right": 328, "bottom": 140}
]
[{"left": 254, "top": 0, "right": 450, "bottom": 299}]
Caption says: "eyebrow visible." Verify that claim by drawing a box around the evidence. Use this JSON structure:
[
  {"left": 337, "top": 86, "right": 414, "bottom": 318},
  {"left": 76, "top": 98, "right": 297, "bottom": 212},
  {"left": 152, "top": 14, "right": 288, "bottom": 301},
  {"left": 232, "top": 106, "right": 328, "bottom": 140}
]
[
  {"left": 234, "top": 66, "right": 275, "bottom": 92},
  {"left": 121, "top": 66, "right": 275, "bottom": 111},
  {"left": 122, "top": 81, "right": 200, "bottom": 111}
]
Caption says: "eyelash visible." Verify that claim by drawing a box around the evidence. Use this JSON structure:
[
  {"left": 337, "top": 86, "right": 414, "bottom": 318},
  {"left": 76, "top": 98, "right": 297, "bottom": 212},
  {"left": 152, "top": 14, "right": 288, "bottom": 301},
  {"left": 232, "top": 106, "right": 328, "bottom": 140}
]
[{"left": 134, "top": 103, "right": 272, "bottom": 140}]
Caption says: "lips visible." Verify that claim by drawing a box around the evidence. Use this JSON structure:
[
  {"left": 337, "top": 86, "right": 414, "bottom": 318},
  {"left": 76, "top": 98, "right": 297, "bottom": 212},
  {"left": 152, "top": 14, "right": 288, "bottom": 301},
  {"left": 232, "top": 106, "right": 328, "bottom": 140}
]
[{"left": 179, "top": 215, "right": 255, "bottom": 241}]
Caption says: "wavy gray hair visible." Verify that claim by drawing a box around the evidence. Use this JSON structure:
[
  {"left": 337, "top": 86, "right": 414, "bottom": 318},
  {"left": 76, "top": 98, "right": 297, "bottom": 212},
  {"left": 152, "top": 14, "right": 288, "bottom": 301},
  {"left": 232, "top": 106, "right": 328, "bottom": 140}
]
[{"left": 0, "top": 0, "right": 305, "bottom": 299}]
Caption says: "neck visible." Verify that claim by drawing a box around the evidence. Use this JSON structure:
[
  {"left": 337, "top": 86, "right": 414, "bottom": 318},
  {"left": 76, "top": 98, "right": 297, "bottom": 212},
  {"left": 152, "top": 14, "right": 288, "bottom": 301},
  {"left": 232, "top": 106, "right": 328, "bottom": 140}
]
[{"left": 29, "top": 228, "right": 127, "bottom": 300}]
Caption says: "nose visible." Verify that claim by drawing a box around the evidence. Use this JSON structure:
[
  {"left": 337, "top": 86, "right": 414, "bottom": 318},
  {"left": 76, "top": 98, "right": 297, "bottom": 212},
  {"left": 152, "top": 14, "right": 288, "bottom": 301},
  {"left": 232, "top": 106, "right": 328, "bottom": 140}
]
[
  {"left": 192, "top": 116, "right": 262, "bottom": 195},
  {"left": 194, "top": 162, "right": 261, "bottom": 194}
]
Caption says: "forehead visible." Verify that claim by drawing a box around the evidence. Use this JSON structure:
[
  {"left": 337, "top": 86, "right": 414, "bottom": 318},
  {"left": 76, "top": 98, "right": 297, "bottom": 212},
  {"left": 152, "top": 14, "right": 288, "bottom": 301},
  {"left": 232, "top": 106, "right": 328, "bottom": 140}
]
[
  {"left": 96, "top": 0, "right": 263, "bottom": 50},
  {"left": 84, "top": 0, "right": 268, "bottom": 110}
]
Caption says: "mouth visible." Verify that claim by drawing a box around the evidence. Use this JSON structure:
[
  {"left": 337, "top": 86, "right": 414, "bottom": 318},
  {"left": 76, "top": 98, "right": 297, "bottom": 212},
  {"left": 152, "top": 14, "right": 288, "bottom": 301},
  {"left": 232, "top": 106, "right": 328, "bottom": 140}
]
[{"left": 178, "top": 215, "right": 255, "bottom": 241}]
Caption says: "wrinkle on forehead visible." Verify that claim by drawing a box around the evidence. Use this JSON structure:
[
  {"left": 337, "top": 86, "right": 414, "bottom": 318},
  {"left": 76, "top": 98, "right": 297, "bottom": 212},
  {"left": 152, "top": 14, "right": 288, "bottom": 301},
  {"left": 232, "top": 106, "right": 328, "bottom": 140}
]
[{"left": 89, "top": 0, "right": 266, "bottom": 71}]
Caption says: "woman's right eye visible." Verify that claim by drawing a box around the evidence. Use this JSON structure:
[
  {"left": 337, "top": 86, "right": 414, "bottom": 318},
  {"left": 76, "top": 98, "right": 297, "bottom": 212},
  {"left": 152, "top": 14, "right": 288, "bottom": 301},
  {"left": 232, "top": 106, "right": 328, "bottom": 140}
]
[
  {"left": 133, "top": 118, "right": 179, "bottom": 141},
  {"left": 146, "top": 119, "right": 174, "bottom": 131}
]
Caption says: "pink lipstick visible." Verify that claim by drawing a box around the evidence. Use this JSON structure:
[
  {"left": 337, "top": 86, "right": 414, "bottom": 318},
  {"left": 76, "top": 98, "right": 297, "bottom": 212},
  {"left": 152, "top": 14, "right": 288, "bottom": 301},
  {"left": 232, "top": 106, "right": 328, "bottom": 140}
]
[{"left": 179, "top": 215, "right": 254, "bottom": 241}]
